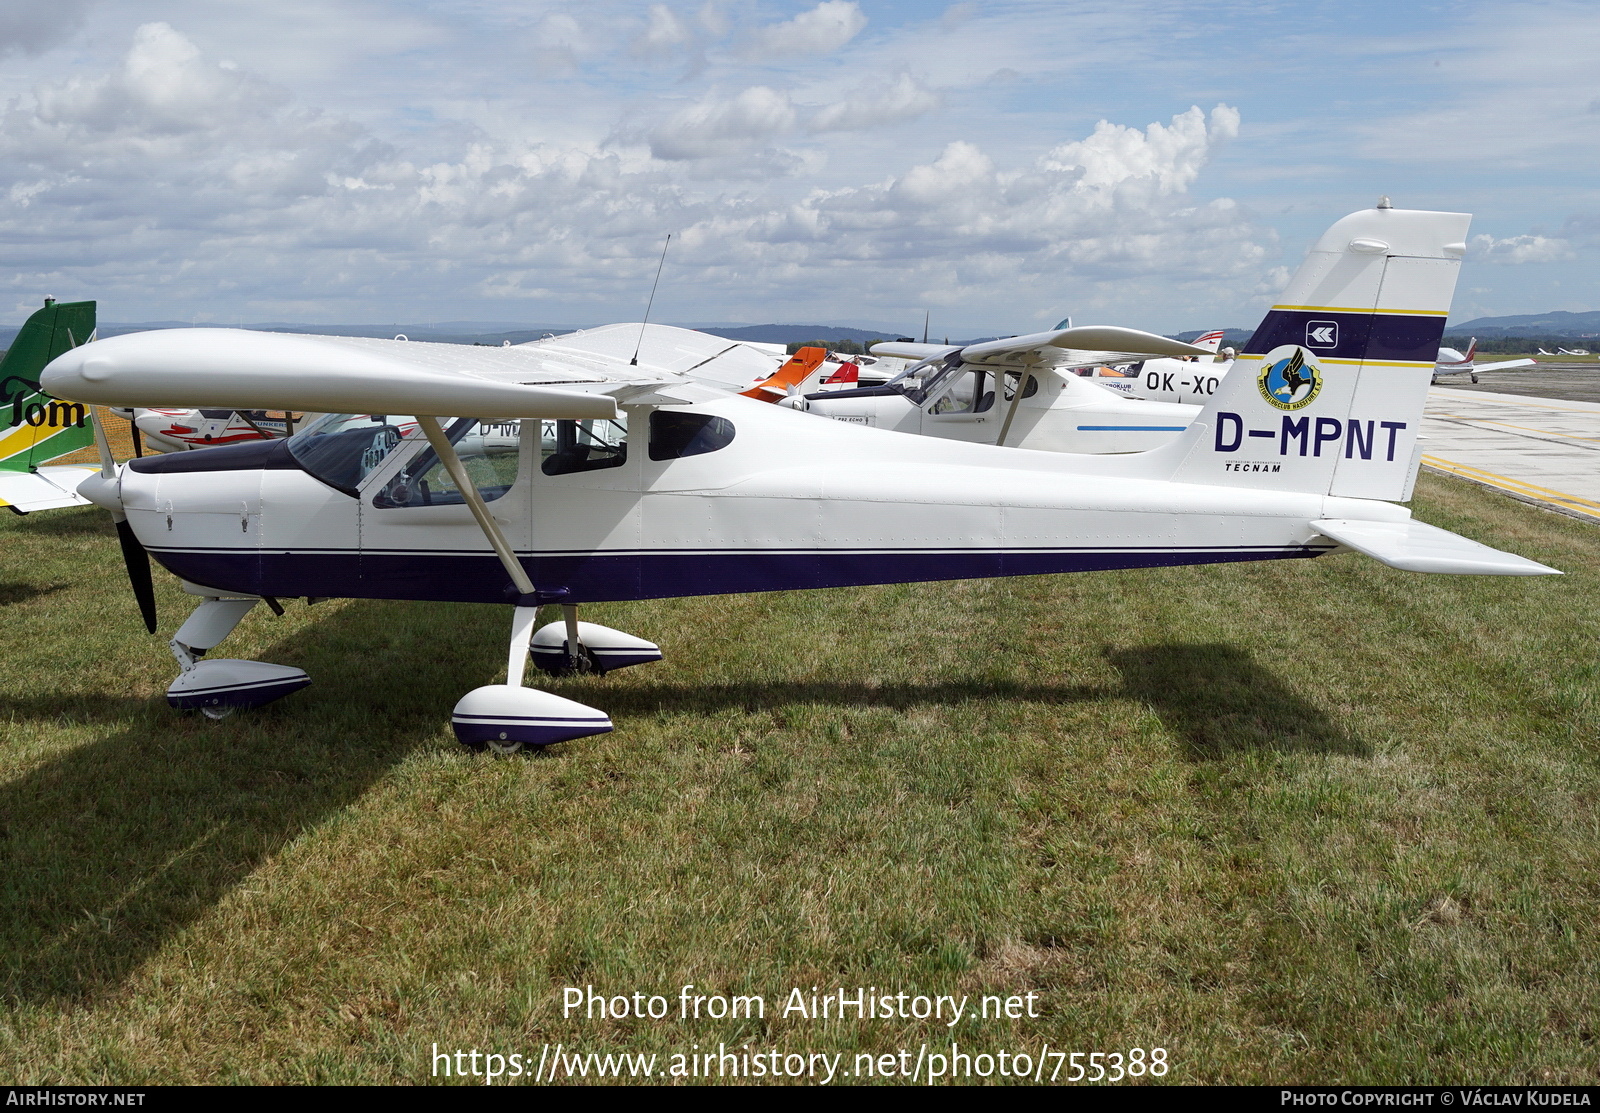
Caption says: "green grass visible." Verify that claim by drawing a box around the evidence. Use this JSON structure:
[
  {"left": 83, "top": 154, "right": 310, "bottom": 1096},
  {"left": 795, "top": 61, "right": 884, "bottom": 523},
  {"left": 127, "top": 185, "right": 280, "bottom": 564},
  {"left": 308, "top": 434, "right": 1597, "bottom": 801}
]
[{"left": 0, "top": 472, "right": 1597, "bottom": 1085}]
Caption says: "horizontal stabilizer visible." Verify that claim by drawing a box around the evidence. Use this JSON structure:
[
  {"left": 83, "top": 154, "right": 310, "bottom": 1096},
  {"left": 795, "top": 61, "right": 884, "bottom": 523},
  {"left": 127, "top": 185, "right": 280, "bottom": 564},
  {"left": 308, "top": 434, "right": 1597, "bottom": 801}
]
[
  {"left": 0, "top": 465, "right": 97, "bottom": 513},
  {"left": 1310, "top": 518, "right": 1560, "bottom": 576}
]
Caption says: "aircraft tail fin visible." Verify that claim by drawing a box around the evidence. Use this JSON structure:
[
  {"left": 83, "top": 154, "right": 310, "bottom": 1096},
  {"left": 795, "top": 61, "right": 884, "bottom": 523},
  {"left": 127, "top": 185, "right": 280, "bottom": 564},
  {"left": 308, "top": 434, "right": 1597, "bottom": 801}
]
[
  {"left": 1192, "top": 329, "right": 1225, "bottom": 353},
  {"left": 1167, "top": 206, "right": 1468, "bottom": 502},
  {"left": 741, "top": 346, "right": 828, "bottom": 402},
  {"left": 0, "top": 300, "right": 97, "bottom": 474}
]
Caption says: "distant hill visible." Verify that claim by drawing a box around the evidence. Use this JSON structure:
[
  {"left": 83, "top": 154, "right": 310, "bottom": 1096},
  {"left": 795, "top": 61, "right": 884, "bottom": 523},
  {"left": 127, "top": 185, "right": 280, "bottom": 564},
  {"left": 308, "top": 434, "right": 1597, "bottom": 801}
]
[{"left": 1450, "top": 310, "right": 1600, "bottom": 337}]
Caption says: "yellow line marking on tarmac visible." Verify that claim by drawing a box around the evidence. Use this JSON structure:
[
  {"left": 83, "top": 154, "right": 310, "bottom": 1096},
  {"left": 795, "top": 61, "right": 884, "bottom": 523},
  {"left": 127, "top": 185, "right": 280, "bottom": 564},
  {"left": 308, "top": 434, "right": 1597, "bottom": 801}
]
[
  {"left": 1422, "top": 455, "right": 1600, "bottom": 518},
  {"left": 1430, "top": 416, "right": 1600, "bottom": 442}
]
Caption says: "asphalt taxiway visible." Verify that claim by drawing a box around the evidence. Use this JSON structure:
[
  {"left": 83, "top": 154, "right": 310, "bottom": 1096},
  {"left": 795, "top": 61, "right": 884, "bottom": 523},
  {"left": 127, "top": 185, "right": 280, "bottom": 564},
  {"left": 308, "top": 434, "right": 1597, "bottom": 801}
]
[{"left": 1422, "top": 367, "right": 1600, "bottom": 524}]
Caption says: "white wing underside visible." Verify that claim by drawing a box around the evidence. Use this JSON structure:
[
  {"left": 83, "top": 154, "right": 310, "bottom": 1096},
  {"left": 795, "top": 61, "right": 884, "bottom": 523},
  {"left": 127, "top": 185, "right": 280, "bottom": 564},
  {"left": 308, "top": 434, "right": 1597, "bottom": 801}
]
[{"left": 0, "top": 465, "right": 97, "bottom": 512}]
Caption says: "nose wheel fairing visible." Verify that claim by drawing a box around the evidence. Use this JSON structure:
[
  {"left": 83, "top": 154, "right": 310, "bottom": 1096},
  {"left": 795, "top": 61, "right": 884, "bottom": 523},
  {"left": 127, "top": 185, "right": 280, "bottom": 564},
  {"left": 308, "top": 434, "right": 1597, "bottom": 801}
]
[
  {"left": 167, "top": 659, "right": 311, "bottom": 713},
  {"left": 164, "top": 596, "right": 311, "bottom": 714}
]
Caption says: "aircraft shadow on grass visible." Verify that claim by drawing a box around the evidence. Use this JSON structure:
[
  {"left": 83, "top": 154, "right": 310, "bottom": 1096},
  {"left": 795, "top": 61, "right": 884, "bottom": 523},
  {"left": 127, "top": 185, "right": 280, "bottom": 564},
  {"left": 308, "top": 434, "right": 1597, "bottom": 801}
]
[
  {"left": 0, "top": 598, "right": 488, "bottom": 1006},
  {"left": 0, "top": 607, "right": 1360, "bottom": 1004},
  {"left": 0, "top": 582, "right": 68, "bottom": 607},
  {"left": 11, "top": 507, "right": 118, "bottom": 538},
  {"left": 1107, "top": 643, "right": 1367, "bottom": 761}
]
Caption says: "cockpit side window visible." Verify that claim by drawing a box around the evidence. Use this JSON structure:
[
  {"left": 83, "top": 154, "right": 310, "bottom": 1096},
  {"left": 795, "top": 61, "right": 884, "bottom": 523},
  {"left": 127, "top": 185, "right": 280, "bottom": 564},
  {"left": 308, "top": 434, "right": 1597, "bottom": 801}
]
[
  {"left": 927, "top": 368, "right": 996, "bottom": 415},
  {"left": 372, "top": 418, "right": 521, "bottom": 508},
  {"left": 649, "top": 411, "right": 735, "bottom": 460},
  {"left": 542, "top": 416, "right": 628, "bottom": 476}
]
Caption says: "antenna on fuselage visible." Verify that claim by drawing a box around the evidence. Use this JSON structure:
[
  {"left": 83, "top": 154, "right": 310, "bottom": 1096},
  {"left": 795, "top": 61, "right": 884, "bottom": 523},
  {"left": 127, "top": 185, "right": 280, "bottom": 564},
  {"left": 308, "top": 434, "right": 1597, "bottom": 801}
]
[
  {"left": 630, "top": 233, "right": 672, "bottom": 367},
  {"left": 922, "top": 310, "right": 929, "bottom": 345}
]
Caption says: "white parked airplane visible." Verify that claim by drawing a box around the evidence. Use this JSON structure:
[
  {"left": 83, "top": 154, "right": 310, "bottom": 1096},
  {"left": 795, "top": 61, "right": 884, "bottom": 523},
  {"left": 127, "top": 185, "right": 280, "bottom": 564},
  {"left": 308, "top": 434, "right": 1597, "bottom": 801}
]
[
  {"left": 43, "top": 204, "right": 1558, "bottom": 751},
  {"left": 1431, "top": 338, "right": 1534, "bottom": 383},
  {"left": 781, "top": 328, "right": 1211, "bottom": 453},
  {"left": 1065, "top": 335, "right": 1235, "bottom": 407},
  {"left": 1558, "top": 347, "right": 1590, "bottom": 356},
  {"left": 109, "top": 407, "right": 303, "bottom": 454}
]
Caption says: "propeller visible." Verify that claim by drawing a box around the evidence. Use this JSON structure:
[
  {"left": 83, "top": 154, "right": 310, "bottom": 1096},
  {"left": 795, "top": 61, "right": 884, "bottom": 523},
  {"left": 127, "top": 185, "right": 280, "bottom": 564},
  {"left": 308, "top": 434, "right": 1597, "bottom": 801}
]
[
  {"left": 91, "top": 408, "right": 157, "bottom": 633},
  {"left": 115, "top": 518, "right": 158, "bottom": 634}
]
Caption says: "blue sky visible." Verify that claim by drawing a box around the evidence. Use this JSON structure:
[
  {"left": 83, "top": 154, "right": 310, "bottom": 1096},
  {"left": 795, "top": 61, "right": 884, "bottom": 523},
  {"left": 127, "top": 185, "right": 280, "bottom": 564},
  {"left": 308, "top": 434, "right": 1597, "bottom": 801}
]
[{"left": 1, "top": 0, "right": 1594, "bottom": 334}]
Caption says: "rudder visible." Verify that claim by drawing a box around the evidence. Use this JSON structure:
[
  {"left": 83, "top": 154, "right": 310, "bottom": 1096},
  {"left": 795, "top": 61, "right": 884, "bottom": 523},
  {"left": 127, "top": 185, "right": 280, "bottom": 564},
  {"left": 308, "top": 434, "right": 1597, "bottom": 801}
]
[
  {"left": 1171, "top": 207, "right": 1468, "bottom": 501},
  {"left": 0, "top": 299, "right": 97, "bottom": 473}
]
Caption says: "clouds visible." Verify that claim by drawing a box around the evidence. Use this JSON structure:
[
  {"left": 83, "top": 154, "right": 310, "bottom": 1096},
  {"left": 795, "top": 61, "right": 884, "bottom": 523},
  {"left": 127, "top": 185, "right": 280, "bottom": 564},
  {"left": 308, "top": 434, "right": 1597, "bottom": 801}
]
[
  {"left": 0, "top": 13, "right": 1264, "bottom": 328},
  {"left": 0, "top": 0, "right": 99, "bottom": 57},
  {"left": 1470, "top": 233, "right": 1575, "bottom": 265},
  {"left": 810, "top": 74, "right": 940, "bottom": 133},
  {"left": 0, "top": 3, "right": 1337, "bottom": 331},
  {"left": 649, "top": 86, "right": 798, "bottom": 159},
  {"left": 746, "top": 1, "right": 866, "bottom": 55}
]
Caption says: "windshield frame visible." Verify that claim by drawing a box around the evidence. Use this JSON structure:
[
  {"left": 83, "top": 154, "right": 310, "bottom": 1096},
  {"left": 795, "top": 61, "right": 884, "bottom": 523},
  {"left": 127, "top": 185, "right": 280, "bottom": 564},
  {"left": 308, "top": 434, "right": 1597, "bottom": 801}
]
[{"left": 883, "top": 352, "right": 964, "bottom": 406}]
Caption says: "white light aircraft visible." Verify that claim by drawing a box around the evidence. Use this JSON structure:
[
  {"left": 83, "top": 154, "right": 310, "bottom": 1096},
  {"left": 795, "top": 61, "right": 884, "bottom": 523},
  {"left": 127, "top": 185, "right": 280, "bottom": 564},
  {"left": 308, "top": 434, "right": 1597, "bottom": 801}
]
[
  {"left": 109, "top": 407, "right": 303, "bottom": 454},
  {"left": 1431, "top": 338, "right": 1534, "bottom": 383},
  {"left": 44, "top": 204, "right": 1558, "bottom": 751},
  {"left": 784, "top": 327, "right": 1212, "bottom": 453}
]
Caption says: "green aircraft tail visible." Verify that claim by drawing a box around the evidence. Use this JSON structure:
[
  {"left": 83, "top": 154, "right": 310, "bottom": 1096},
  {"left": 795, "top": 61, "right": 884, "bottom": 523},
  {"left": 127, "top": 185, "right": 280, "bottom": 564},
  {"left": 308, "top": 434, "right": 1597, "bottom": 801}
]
[{"left": 0, "top": 299, "right": 96, "bottom": 473}]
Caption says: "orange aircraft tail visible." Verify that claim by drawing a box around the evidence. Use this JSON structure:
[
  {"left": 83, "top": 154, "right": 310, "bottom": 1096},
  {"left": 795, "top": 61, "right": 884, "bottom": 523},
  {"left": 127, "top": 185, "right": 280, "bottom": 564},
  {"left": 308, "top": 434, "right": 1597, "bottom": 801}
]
[{"left": 741, "top": 347, "right": 829, "bottom": 402}]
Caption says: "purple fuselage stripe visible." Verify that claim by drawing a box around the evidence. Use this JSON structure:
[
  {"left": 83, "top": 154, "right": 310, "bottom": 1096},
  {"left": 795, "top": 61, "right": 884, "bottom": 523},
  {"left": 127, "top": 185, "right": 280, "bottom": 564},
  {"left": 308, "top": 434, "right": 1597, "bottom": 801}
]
[{"left": 145, "top": 546, "right": 1327, "bottom": 606}]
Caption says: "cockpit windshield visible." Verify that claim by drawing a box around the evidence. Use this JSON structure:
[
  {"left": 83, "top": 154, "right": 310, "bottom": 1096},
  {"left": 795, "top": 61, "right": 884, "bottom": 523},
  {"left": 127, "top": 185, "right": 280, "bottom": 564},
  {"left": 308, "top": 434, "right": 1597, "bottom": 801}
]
[
  {"left": 287, "top": 413, "right": 423, "bottom": 495},
  {"left": 882, "top": 354, "right": 963, "bottom": 405}
]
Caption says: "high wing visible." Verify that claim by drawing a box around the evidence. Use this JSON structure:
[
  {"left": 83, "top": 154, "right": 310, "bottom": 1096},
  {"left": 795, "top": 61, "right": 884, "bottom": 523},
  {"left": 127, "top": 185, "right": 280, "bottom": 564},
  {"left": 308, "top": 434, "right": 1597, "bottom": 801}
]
[
  {"left": 42, "top": 327, "right": 727, "bottom": 417},
  {"left": 871, "top": 325, "right": 1209, "bottom": 370},
  {"left": 519, "top": 323, "right": 783, "bottom": 393}
]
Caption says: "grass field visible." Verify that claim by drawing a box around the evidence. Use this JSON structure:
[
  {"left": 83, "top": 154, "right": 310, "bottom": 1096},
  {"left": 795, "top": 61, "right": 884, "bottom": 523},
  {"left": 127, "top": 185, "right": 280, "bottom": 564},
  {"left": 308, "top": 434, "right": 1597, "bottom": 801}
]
[{"left": 0, "top": 472, "right": 1596, "bottom": 1085}]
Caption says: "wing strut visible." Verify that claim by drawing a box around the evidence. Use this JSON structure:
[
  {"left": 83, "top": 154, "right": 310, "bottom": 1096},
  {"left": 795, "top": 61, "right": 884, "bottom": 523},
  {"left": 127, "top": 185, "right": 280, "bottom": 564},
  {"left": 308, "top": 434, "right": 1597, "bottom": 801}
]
[
  {"left": 996, "top": 371, "right": 1033, "bottom": 447},
  {"left": 416, "top": 416, "right": 536, "bottom": 598}
]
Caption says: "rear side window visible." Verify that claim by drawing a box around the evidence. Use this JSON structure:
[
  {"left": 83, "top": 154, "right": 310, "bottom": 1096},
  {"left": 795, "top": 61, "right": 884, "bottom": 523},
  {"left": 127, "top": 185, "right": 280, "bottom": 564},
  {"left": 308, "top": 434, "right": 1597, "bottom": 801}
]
[{"left": 649, "top": 411, "right": 735, "bottom": 461}]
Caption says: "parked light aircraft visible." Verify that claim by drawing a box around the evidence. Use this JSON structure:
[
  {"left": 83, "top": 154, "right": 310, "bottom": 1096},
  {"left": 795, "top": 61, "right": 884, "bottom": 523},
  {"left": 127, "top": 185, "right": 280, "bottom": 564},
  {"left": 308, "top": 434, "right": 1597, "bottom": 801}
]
[
  {"left": 786, "top": 327, "right": 1211, "bottom": 453},
  {"left": 0, "top": 299, "right": 99, "bottom": 513},
  {"left": 1432, "top": 338, "right": 1534, "bottom": 383},
  {"left": 1558, "top": 347, "right": 1590, "bottom": 356},
  {"left": 44, "top": 205, "right": 1559, "bottom": 751},
  {"left": 109, "top": 407, "right": 301, "bottom": 453}
]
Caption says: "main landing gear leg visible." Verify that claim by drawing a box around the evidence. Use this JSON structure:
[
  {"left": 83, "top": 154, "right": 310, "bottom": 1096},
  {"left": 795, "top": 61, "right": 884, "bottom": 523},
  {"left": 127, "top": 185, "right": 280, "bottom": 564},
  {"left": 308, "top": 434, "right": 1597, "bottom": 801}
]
[
  {"left": 165, "top": 596, "right": 311, "bottom": 718},
  {"left": 562, "top": 604, "right": 587, "bottom": 673},
  {"left": 528, "top": 606, "right": 664, "bottom": 677}
]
